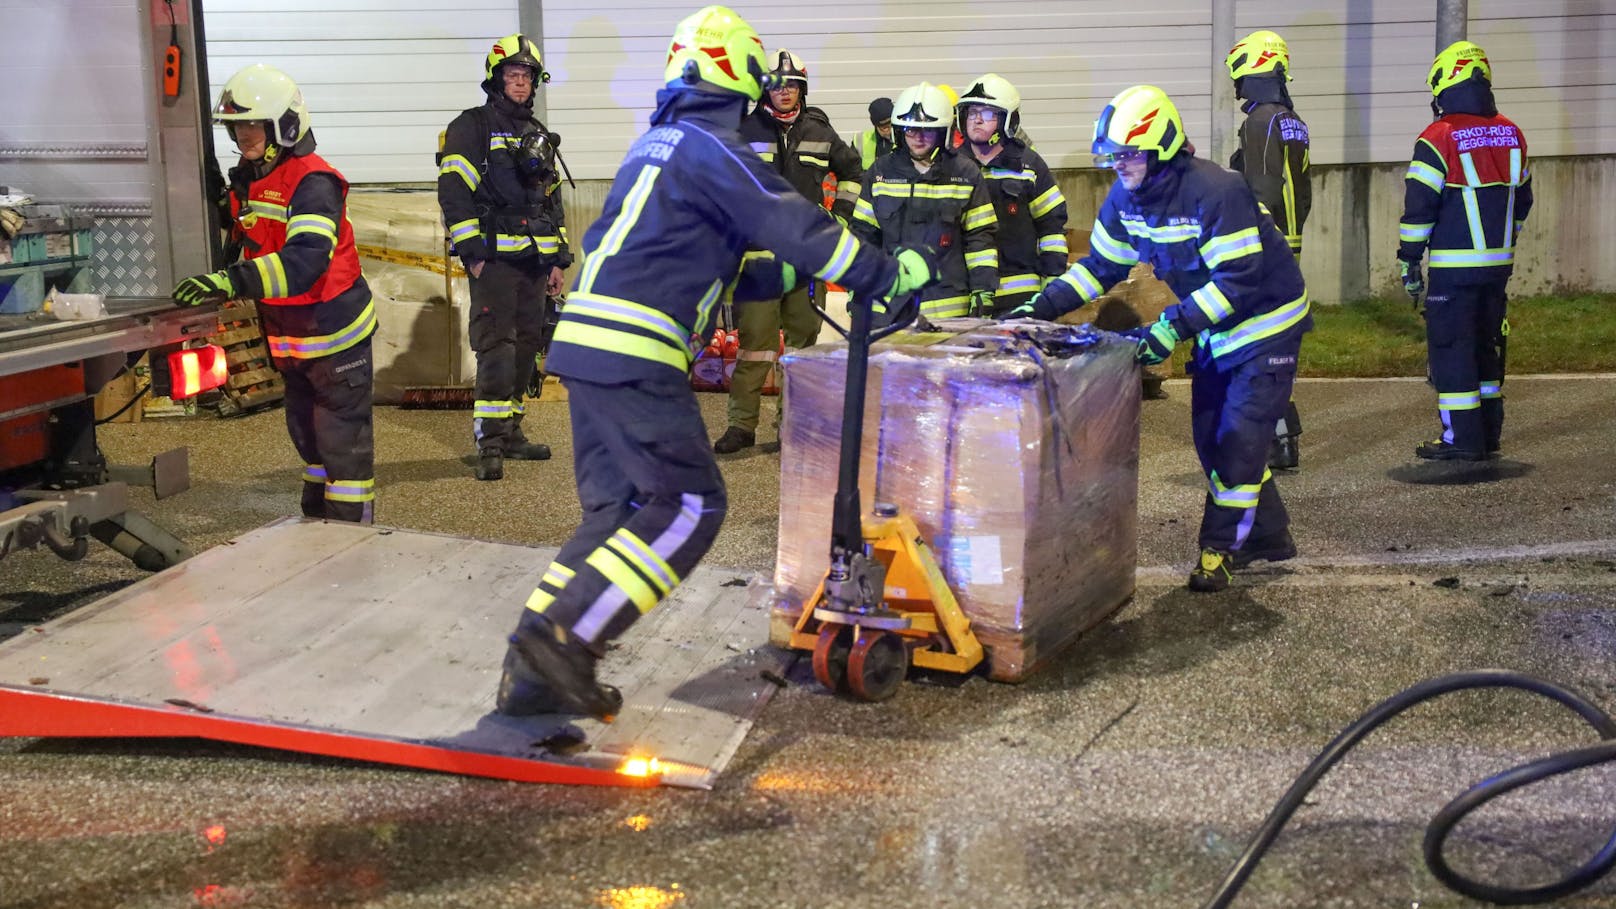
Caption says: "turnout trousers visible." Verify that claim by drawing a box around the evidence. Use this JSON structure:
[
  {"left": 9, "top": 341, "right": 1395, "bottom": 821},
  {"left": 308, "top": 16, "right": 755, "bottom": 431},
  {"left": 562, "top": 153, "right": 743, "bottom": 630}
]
[
  {"left": 1424, "top": 276, "right": 1508, "bottom": 453},
  {"left": 516, "top": 374, "right": 728, "bottom": 648},
  {"left": 1190, "top": 349, "right": 1297, "bottom": 554},
  {"left": 282, "top": 337, "right": 375, "bottom": 524},
  {"left": 727, "top": 281, "right": 824, "bottom": 433},
  {"left": 470, "top": 257, "right": 552, "bottom": 449}
]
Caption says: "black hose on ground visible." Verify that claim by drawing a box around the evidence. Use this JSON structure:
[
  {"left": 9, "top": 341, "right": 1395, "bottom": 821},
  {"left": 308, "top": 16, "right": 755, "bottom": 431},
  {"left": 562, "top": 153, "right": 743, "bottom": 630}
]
[{"left": 1202, "top": 670, "right": 1616, "bottom": 908}]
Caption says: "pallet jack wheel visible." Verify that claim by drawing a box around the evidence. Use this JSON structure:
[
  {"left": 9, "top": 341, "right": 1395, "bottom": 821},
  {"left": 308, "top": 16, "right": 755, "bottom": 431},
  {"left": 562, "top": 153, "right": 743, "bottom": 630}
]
[
  {"left": 812, "top": 624, "right": 853, "bottom": 694},
  {"left": 846, "top": 630, "right": 907, "bottom": 702}
]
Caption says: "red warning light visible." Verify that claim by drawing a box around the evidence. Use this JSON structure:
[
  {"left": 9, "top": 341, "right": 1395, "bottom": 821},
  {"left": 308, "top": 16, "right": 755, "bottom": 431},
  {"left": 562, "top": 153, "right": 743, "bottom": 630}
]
[{"left": 168, "top": 344, "right": 230, "bottom": 399}]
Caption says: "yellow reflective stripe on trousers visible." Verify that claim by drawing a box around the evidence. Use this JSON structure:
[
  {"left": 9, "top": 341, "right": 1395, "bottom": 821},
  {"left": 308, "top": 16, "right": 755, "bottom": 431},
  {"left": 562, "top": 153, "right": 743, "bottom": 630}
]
[
  {"left": 475, "top": 400, "right": 514, "bottom": 419},
  {"left": 265, "top": 299, "right": 377, "bottom": 359},
  {"left": 579, "top": 165, "right": 660, "bottom": 292},
  {"left": 607, "top": 529, "right": 677, "bottom": 595},
  {"left": 1201, "top": 292, "right": 1309, "bottom": 360},
  {"left": 301, "top": 463, "right": 326, "bottom": 484},
  {"left": 1438, "top": 391, "right": 1481, "bottom": 411},
  {"left": 439, "top": 154, "right": 480, "bottom": 191},
  {"left": 324, "top": 477, "right": 375, "bottom": 503},
  {"left": 585, "top": 542, "right": 660, "bottom": 613},
  {"left": 1208, "top": 469, "right": 1268, "bottom": 508}
]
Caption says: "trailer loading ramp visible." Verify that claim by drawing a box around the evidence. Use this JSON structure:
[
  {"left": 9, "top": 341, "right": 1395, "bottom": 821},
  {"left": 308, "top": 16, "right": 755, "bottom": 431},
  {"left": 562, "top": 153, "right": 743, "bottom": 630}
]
[{"left": 0, "top": 519, "right": 790, "bottom": 788}]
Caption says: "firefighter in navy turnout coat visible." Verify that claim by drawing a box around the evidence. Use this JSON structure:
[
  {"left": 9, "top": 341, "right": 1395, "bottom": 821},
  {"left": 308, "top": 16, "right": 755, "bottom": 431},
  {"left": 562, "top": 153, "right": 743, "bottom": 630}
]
[
  {"left": 1397, "top": 41, "right": 1532, "bottom": 461},
  {"left": 1007, "top": 86, "right": 1311, "bottom": 593},
  {"left": 174, "top": 65, "right": 377, "bottom": 524},
  {"left": 714, "top": 48, "right": 864, "bottom": 455},
  {"left": 955, "top": 74, "right": 1068, "bottom": 317},
  {"left": 493, "top": 5, "right": 937, "bottom": 719},
  {"left": 1226, "top": 30, "right": 1311, "bottom": 471},
  {"left": 851, "top": 82, "right": 997, "bottom": 323},
  {"left": 438, "top": 35, "right": 572, "bottom": 481}
]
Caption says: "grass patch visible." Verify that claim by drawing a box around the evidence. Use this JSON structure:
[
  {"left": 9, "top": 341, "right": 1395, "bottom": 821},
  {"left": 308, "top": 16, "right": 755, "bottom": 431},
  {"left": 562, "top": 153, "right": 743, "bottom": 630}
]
[{"left": 1297, "top": 293, "right": 1616, "bottom": 378}]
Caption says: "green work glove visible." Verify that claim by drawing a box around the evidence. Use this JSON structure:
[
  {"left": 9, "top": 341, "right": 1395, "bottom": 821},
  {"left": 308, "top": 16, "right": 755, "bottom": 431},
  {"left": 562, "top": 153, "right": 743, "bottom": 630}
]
[
  {"left": 1398, "top": 259, "right": 1424, "bottom": 306},
  {"left": 969, "top": 290, "right": 994, "bottom": 317},
  {"left": 1135, "top": 314, "right": 1180, "bottom": 366},
  {"left": 781, "top": 260, "right": 797, "bottom": 295},
  {"left": 888, "top": 248, "right": 934, "bottom": 298},
  {"left": 1000, "top": 293, "right": 1051, "bottom": 321},
  {"left": 173, "top": 271, "right": 233, "bottom": 307}
]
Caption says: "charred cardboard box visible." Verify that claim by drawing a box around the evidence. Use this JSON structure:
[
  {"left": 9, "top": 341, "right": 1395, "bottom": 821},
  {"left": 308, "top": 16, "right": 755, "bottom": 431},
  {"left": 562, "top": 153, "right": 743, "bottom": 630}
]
[{"left": 767, "top": 319, "right": 1140, "bottom": 682}]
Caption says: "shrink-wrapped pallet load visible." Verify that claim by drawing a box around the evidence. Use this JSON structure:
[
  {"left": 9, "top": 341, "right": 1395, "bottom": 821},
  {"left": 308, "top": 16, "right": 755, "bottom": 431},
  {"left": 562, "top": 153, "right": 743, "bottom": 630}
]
[{"left": 768, "top": 319, "right": 1140, "bottom": 681}]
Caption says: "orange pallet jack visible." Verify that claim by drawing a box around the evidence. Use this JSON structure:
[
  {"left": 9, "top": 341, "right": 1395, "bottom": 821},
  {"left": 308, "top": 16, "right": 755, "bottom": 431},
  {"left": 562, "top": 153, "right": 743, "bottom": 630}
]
[{"left": 787, "top": 260, "right": 984, "bottom": 701}]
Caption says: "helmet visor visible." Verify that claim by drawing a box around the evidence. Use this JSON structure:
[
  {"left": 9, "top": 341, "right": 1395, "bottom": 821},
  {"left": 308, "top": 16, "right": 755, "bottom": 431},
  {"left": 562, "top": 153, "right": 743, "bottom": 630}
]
[{"left": 1092, "top": 148, "right": 1148, "bottom": 169}]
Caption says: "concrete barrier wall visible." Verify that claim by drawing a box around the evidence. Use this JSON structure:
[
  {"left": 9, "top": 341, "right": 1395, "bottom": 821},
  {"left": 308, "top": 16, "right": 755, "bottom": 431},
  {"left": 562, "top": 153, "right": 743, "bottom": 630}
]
[{"left": 356, "top": 153, "right": 1615, "bottom": 312}]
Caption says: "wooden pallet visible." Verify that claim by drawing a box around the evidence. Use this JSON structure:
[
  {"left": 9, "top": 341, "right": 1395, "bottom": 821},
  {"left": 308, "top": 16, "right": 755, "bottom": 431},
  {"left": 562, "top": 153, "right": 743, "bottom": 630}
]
[{"left": 212, "top": 300, "right": 285, "bottom": 416}]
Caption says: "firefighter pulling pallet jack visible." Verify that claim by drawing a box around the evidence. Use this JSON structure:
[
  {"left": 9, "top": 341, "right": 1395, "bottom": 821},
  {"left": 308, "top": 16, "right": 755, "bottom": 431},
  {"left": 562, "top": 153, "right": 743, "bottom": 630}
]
[{"left": 787, "top": 265, "right": 987, "bottom": 702}]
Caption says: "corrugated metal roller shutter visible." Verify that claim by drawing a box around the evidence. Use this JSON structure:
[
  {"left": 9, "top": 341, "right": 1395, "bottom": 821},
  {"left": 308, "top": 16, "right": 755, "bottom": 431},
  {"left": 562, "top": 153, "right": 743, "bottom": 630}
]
[
  {"left": 542, "top": 0, "right": 1218, "bottom": 180},
  {"left": 202, "top": 0, "right": 519, "bottom": 184}
]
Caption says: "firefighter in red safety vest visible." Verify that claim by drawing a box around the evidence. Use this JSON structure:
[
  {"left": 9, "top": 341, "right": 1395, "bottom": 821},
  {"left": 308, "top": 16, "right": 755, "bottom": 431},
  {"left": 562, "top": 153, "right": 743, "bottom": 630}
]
[
  {"left": 493, "top": 5, "right": 936, "bottom": 720},
  {"left": 438, "top": 35, "right": 572, "bottom": 480},
  {"left": 1397, "top": 40, "right": 1531, "bottom": 461},
  {"left": 174, "top": 65, "right": 377, "bottom": 524},
  {"left": 955, "top": 73, "right": 1067, "bottom": 317}
]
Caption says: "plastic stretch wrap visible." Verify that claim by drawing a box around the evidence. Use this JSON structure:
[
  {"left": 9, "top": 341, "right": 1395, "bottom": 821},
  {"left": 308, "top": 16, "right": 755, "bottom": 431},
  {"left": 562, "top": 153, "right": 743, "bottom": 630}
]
[{"left": 769, "top": 318, "right": 1140, "bottom": 681}]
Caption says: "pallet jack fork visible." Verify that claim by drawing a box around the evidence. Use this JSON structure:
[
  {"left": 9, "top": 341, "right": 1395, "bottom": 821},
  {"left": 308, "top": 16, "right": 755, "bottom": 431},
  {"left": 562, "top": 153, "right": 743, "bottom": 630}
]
[{"left": 788, "top": 260, "right": 984, "bottom": 701}]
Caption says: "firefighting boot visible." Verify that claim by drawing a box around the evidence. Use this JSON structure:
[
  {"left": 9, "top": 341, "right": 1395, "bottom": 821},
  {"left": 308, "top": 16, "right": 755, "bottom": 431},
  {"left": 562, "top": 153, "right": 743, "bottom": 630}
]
[
  {"left": 1268, "top": 435, "right": 1300, "bottom": 471},
  {"left": 713, "top": 427, "right": 756, "bottom": 454},
  {"left": 476, "top": 447, "right": 504, "bottom": 481},
  {"left": 495, "top": 649, "right": 567, "bottom": 716},
  {"left": 508, "top": 614, "right": 623, "bottom": 722},
  {"left": 300, "top": 481, "right": 325, "bottom": 519},
  {"left": 506, "top": 416, "right": 552, "bottom": 460},
  {"left": 1415, "top": 439, "right": 1487, "bottom": 462},
  {"left": 1230, "top": 530, "right": 1298, "bottom": 569},
  {"left": 1188, "top": 548, "right": 1234, "bottom": 593},
  {"left": 1141, "top": 370, "right": 1169, "bottom": 400}
]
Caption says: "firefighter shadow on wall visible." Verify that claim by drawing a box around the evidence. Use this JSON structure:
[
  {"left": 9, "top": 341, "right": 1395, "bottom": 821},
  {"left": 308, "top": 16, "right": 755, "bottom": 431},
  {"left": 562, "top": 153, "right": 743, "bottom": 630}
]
[
  {"left": 1031, "top": 588, "right": 1284, "bottom": 694},
  {"left": 1386, "top": 459, "right": 1534, "bottom": 486}
]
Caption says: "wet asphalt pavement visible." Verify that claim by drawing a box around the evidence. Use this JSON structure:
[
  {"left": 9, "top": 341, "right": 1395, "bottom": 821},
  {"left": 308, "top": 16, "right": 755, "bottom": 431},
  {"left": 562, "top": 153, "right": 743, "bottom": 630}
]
[{"left": 3, "top": 375, "right": 1615, "bottom": 909}]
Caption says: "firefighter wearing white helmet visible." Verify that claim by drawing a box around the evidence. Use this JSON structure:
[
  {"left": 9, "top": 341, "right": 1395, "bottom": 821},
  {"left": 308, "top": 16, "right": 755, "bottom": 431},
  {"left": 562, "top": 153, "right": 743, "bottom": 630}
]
[
  {"left": 1225, "top": 29, "right": 1312, "bottom": 471},
  {"left": 438, "top": 34, "right": 571, "bottom": 480},
  {"left": 1006, "top": 85, "right": 1311, "bottom": 593},
  {"left": 1397, "top": 41, "right": 1531, "bottom": 461},
  {"left": 716, "top": 48, "right": 865, "bottom": 454},
  {"left": 172, "top": 64, "right": 377, "bottom": 524},
  {"left": 955, "top": 73, "right": 1067, "bottom": 316},
  {"left": 850, "top": 81, "right": 996, "bottom": 322},
  {"left": 493, "top": 5, "right": 937, "bottom": 720}
]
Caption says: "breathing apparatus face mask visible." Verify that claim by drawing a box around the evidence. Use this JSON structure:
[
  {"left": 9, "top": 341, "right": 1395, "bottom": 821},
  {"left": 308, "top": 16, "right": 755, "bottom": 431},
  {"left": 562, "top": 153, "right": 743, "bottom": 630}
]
[{"left": 515, "top": 127, "right": 559, "bottom": 185}]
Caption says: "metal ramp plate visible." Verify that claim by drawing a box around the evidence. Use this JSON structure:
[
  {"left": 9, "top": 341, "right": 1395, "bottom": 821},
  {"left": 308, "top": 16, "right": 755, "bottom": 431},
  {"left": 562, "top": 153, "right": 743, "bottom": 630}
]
[{"left": 0, "top": 519, "right": 789, "bottom": 788}]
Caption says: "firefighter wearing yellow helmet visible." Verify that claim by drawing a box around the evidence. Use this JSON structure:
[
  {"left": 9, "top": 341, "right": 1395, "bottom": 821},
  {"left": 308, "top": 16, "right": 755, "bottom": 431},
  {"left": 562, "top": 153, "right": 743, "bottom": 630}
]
[
  {"left": 849, "top": 81, "right": 997, "bottom": 322},
  {"left": 955, "top": 73, "right": 1067, "bottom": 316},
  {"left": 715, "top": 48, "right": 866, "bottom": 454},
  {"left": 1225, "top": 29, "right": 1311, "bottom": 471},
  {"left": 1398, "top": 40, "right": 1531, "bottom": 461},
  {"left": 173, "top": 64, "right": 377, "bottom": 524},
  {"left": 1006, "top": 85, "right": 1311, "bottom": 593},
  {"left": 438, "top": 34, "right": 571, "bottom": 480},
  {"left": 493, "top": 5, "right": 936, "bottom": 719}
]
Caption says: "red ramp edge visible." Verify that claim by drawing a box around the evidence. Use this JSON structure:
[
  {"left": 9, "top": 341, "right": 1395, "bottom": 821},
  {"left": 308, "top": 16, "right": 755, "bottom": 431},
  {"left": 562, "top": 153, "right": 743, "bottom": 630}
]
[{"left": 0, "top": 684, "right": 655, "bottom": 787}]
